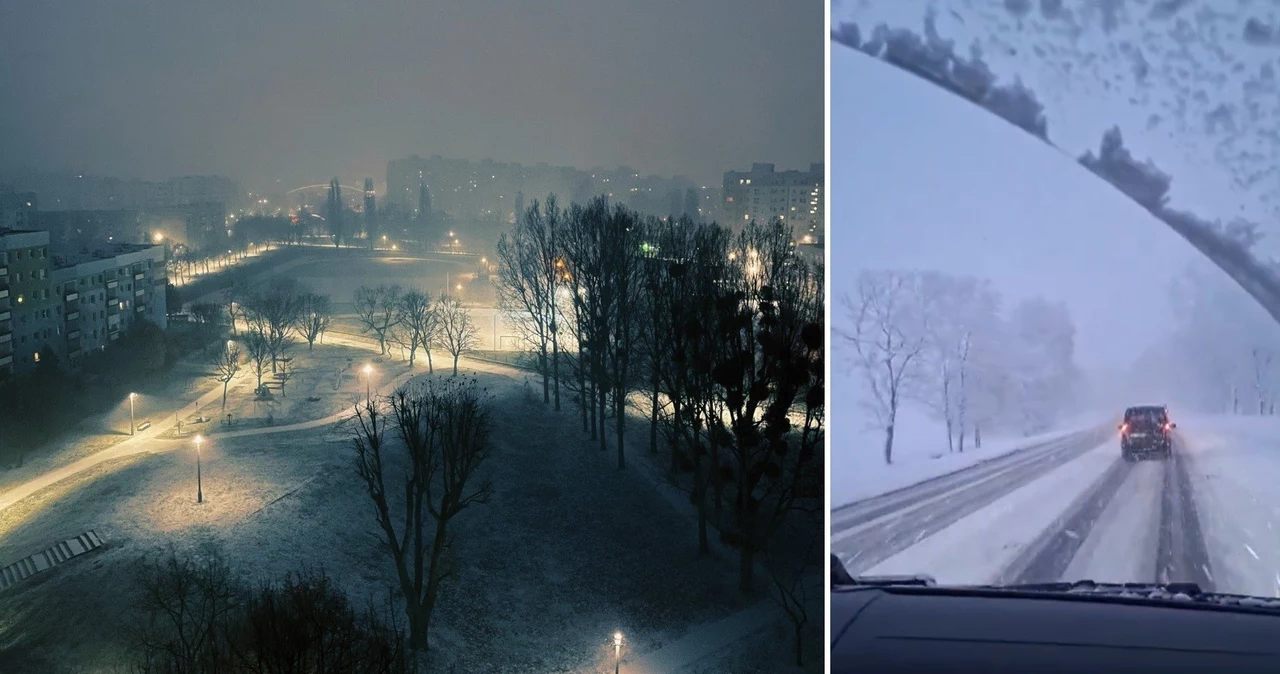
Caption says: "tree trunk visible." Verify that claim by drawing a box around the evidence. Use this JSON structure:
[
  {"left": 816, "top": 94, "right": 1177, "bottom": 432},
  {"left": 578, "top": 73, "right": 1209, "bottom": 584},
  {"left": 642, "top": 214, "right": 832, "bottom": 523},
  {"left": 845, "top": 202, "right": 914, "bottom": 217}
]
[
  {"left": 738, "top": 544, "right": 754, "bottom": 593},
  {"left": 452, "top": 354, "right": 459, "bottom": 376},
  {"left": 222, "top": 380, "right": 229, "bottom": 409},
  {"left": 552, "top": 334, "right": 561, "bottom": 411},
  {"left": 794, "top": 622, "right": 804, "bottom": 666},
  {"left": 883, "top": 422, "right": 895, "bottom": 465},
  {"left": 649, "top": 364, "right": 659, "bottom": 455},
  {"left": 694, "top": 434, "right": 709, "bottom": 554},
  {"left": 616, "top": 392, "right": 626, "bottom": 470},
  {"left": 426, "top": 348, "right": 433, "bottom": 374},
  {"left": 540, "top": 351, "right": 550, "bottom": 403}
]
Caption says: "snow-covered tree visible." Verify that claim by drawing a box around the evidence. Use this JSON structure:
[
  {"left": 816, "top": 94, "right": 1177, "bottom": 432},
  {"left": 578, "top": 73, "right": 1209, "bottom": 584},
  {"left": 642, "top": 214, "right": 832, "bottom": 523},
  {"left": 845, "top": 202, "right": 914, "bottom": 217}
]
[
  {"left": 842, "top": 270, "right": 928, "bottom": 464},
  {"left": 915, "top": 272, "right": 1003, "bottom": 452},
  {"left": 1004, "top": 297, "right": 1078, "bottom": 434}
]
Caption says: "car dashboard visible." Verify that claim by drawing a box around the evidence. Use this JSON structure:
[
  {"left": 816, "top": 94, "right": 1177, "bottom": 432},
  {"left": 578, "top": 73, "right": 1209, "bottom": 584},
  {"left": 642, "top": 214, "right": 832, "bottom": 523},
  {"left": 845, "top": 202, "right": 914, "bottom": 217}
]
[{"left": 832, "top": 583, "right": 1280, "bottom": 673}]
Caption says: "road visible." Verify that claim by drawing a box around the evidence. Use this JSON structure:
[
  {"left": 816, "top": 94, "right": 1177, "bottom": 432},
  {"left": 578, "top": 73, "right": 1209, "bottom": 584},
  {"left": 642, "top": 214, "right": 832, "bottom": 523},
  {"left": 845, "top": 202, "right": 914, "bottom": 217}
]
[{"left": 832, "top": 427, "right": 1218, "bottom": 591}]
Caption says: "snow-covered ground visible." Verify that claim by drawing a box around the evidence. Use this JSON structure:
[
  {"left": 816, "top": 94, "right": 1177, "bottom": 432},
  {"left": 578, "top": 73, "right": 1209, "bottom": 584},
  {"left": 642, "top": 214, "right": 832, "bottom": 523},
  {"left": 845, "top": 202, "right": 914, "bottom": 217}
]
[{"left": 831, "top": 400, "right": 1108, "bottom": 507}]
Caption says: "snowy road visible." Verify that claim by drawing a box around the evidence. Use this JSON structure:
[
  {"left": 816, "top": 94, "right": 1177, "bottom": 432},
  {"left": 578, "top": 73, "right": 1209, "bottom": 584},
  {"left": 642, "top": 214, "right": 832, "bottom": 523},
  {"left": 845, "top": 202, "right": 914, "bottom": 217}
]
[{"left": 833, "top": 426, "right": 1224, "bottom": 591}]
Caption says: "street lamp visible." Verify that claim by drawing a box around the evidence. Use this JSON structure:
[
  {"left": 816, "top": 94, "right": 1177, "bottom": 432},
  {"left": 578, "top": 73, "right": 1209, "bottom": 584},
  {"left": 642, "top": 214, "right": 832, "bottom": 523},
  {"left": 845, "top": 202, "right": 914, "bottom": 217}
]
[
  {"left": 613, "top": 632, "right": 623, "bottom": 674},
  {"left": 128, "top": 392, "right": 138, "bottom": 435},
  {"left": 194, "top": 435, "right": 205, "bottom": 504},
  {"left": 363, "top": 364, "right": 373, "bottom": 400}
]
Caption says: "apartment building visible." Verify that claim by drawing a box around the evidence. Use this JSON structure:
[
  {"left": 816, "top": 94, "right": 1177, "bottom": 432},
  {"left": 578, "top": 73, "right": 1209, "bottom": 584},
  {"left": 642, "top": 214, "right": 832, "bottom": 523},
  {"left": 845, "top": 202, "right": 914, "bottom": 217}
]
[
  {"left": 722, "top": 163, "right": 824, "bottom": 238},
  {"left": 0, "top": 228, "right": 167, "bottom": 380}
]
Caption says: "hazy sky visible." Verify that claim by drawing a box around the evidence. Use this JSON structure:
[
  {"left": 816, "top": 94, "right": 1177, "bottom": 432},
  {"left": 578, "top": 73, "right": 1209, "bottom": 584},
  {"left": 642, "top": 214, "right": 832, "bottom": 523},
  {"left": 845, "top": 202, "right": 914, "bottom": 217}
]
[
  {"left": 833, "top": 47, "right": 1197, "bottom": 374},
  {"left": 0, "top": 1, "right": 823, "bottom": 191}
]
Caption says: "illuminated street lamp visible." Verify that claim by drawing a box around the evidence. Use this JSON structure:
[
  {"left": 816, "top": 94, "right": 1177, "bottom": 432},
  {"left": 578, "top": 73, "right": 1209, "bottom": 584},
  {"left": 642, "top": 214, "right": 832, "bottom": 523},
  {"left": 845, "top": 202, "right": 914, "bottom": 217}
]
[
  {"left": 194, "top": 435, "right": 205, "bottom": 504},
  {"left": 613, "top": 632, "right": 624, "bottom": 674},
  {"left": 363, "top": 364, "right": 373, "bottom": 400},
  {"left": 128, "top": 392, "right": 138, "bottom": 435},
  {"left": 455, "top": 283, "right": 463, "bottom": 292}
]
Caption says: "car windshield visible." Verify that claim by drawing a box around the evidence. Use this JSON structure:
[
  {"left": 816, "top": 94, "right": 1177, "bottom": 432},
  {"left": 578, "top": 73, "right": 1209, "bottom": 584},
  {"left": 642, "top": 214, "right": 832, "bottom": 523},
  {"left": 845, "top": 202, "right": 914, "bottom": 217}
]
[{"left": 832, "top": 1, "right": 1278, "bottom": 601}]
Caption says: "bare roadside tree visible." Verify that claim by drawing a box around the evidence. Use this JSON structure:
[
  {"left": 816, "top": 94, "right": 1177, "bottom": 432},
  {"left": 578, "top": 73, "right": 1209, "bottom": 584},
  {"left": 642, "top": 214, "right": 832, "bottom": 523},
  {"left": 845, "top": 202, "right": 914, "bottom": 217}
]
[
  {"left": 130, "top": 543, "right": 239, "bottom": 672},
  {"left": 351, "top": 379, "right": 493, "bottom": 653},
  {"left": 765, "top": 536, "right": 821, "bottom": 668},
  {"left": 396, "top": 289, "right": 438, "bottom": 369},
  {"left": 436, "top": 294, "right": 479, "bottom": 376},
  {"left": 296, "top": 292, "right": 333, "bottom": 351},
  {"left": 495, "top": 196, "right": 563, "bottom": 408},
  {"left": 355, "top": 284, "right": 403, "bottom": 355},
  {"left": 842, "top": 270, "right": 927, "bottom": 465},
  {"left": 209, "top": 342, "right": 242, "bottom": 409},
  {"left": 222, "top": 279, "right": 249, "bottom": 336}
]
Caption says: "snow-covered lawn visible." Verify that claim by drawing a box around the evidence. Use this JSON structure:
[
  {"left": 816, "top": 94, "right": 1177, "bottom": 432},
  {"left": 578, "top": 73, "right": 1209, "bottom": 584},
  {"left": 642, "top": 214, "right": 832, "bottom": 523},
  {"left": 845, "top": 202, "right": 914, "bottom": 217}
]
[
  {"left": 832, "top": 403, "right": 1108, "bottom": 507},
  {"left": 0, "top": 361, "right": 759, "bottom": 673}
]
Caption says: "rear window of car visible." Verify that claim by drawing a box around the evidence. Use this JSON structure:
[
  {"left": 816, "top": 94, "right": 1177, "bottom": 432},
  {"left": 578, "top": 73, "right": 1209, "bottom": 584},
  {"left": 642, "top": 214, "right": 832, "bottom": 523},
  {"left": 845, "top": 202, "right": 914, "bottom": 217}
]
[{"left": 1125, "top": 408, "right": 1166, "bottom": 423}]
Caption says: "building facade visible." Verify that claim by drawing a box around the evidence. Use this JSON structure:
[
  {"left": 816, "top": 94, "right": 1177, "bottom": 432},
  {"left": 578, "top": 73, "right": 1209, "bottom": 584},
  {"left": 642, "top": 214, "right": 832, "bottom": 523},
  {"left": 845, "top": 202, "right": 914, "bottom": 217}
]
[
  {"left": 722, "top": 163, "right": 824, "bottom": 239},
  {"left": 0, "top": 228, "right": 167, "bottom": 380}
]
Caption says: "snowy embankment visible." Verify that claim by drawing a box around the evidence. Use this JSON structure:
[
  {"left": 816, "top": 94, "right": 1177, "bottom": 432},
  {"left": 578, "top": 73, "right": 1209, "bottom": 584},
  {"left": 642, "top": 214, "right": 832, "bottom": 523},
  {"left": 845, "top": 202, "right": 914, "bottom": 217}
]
[
  {"left": 1177, "top": 414, "right": 1280, "bottom": 599},
  {"left": 832, "top": 403, "right": 1109, "bottom": 507}
]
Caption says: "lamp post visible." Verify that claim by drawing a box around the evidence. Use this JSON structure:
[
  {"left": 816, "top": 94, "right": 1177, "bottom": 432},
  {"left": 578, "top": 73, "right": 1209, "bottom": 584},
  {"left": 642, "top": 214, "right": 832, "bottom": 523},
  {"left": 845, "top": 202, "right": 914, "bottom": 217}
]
[
  {"left": 613, "top": 632, "right": 623, "bottom": 674},
  {"left": 363, "top": 364, "right": 373, "bottom": 400},
  {"left": 128, "top": 392, "right": 137, "bottom": 435},
  {"left": 194, "top": 435, "right": 204, "bottom": 504}
]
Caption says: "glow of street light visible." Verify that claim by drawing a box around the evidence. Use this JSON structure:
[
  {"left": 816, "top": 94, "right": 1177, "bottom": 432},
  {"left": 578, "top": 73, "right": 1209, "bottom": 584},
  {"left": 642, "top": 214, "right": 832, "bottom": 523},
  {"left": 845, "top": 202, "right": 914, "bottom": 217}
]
[
  {"left": 614, "top": 632, "right": 622, "bottom": 648},
  {"left": 129, "top": 392, "right": 137, "bottom": 400},
  {"left": 153, "top": 233, "right": 163, "bottom": 242},
  {"left": 456, "top": 284, "right": 462, "bottom": 291},
  {"left": 194, "top": 434, "right": 204, "bottom": 448},
  {"left": 363, "top": 364, "right": 373, "bottom": 376}
]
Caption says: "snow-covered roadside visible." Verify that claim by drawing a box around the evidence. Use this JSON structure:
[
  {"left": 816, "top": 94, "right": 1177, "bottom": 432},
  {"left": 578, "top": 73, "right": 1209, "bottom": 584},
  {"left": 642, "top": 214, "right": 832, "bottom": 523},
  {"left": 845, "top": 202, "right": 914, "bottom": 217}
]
[
  {"left": 858, "top": 439, "right": 1118, "bottom": 584},
  {"left": 1177, "top": 415, "right": 1280, "bottom": 599},
  {"left": 833, "top": 408, "right": 1108, "bottom": 507}
]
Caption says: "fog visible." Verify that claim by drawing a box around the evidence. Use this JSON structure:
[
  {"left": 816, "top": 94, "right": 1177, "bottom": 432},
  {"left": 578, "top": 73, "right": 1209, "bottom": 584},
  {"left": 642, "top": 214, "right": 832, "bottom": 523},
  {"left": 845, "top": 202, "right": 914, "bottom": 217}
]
[{"left": 0, "top": 0, "right": 822, "bottom": 189}]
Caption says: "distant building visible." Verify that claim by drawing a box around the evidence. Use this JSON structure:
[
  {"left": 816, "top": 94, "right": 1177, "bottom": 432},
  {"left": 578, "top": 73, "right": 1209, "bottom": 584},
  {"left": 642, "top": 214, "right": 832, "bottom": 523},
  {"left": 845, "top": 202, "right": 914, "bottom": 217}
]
[
  {"left": 0, "top": 190, "right": 38, "bottom": 231},
  {"left": 0, "top": 171, "right": 239, "bottom": 212},
  {"left": 386, "top": 155, "right": 699, "bottom": 223},
  {"left": 0, "top": 228, "right": 167, "bottom": 380},
  {"left": 722, "top": 163, "right": 824, "bottom": 239}
]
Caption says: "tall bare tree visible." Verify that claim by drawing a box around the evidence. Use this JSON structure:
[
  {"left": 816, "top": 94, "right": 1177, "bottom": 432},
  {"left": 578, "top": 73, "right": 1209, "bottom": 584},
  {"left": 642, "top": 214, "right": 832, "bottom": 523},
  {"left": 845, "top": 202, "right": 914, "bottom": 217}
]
[
  {"left": 209, "top": 342, "right": 241, "bottom": 409},
  {"left": 396, "top": 289, "right": 438, "bottom": 368},
  {"left": 351, "top": 379, "right": 493, "bottom": 653},
  {"left": 243, "top": 277, "right": 301, "bottom": 371},
  {"left": 705, "top": 219, "right": 825, "bottom": 592},
  {"left": 842, "top": 270, "right": 927, "bottom": 465},
  {"left": 244, "top": 329, "right": 272, "bottom": 391},
  {"left": 296, "top": 292, "right": 333, "bottom": 351},
  {"left": 436, "top": 294, "right": 479, "bottom": 376},
  {"left": 354, "top": 284, "right": 403, "bottom": 355},
  {"left": 495, "top": 196, "right": 563, "bottom": 409}
]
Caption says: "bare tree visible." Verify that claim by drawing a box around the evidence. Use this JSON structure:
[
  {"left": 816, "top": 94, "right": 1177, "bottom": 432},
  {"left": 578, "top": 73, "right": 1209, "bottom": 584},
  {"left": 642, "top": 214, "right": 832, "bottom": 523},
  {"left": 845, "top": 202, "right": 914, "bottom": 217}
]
[
  {"left": 209, "top": 342, "right": 241, "bottom": 409},
  {"left": 495, "top": 196, "right": 563, "bottom": 408},
  {"left": 396, "top": 289, "right": 439, "bottom": 368},
  {"left": 706, "top": 220, "right": 825, "bottom": 592},
  {"left": 436, "top": 294, "right": 479, "bottom": 376},
  {"left": 351, "top": 379, "right": 493, "bottom": 653},
  {"left": 222, "top": 279, "right": 248, "bottom": 336},
  {"left": 1254, "top": 347, "right": 1274, "bottom": 415},
  {"left": 130, "top": 543, "right": 239, "bottom": 673},
  {"left": 243, "top": 277, "right": 301, "bottom": 371},
  {"left": 296, "top": 292, "right": 333, "bottom": 351},
  {"left": 244, "top": 329, "right": 272, "bottom": 392},
  {"left": 765, "top": 537, "right": 821, "bottom": 667},
  {"left": 842, "top": 270, "right": 927, "bottom": 465},
  {"left": 355, "top": 284, "right": 403, "bottom": 355}
]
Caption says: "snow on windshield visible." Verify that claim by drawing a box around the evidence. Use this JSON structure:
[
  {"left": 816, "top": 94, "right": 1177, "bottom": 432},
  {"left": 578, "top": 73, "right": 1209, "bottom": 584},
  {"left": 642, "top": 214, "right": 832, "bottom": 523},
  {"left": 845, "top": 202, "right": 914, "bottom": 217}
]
[{"left": 832, "top": 0, "right": 1280, "bottom": 599}]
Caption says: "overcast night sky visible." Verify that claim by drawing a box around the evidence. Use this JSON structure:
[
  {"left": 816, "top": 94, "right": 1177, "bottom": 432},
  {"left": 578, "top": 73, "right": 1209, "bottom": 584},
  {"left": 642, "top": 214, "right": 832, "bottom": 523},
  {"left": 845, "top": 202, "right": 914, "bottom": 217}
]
[{"left": 0, "top": 0, "right": 823, "bottom": 191}]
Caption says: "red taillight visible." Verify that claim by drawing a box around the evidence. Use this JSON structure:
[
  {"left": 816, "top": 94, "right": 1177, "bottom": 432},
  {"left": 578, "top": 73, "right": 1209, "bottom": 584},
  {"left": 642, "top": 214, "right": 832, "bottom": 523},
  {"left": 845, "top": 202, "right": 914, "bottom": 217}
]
[
  {"left": 1163, "top": 423, "right": 1172, "bottom": 433},
  {"left": 1120, "top": 423, "right": 1129, "bottom": 435}
]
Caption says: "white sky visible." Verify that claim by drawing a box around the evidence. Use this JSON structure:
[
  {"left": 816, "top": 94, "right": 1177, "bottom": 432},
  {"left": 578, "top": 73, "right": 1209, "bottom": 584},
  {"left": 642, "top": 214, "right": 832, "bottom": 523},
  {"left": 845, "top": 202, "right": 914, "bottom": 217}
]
[{"left": 831, "top": 0, "right": 1280, "bottom": 370}]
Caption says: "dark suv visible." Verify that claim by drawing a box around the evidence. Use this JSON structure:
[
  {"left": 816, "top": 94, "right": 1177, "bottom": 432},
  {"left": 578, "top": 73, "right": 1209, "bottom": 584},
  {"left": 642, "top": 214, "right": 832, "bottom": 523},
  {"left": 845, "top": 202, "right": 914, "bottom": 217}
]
[{"left": 1120, "top": 405, "right": 1175, "bottom": 461}]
